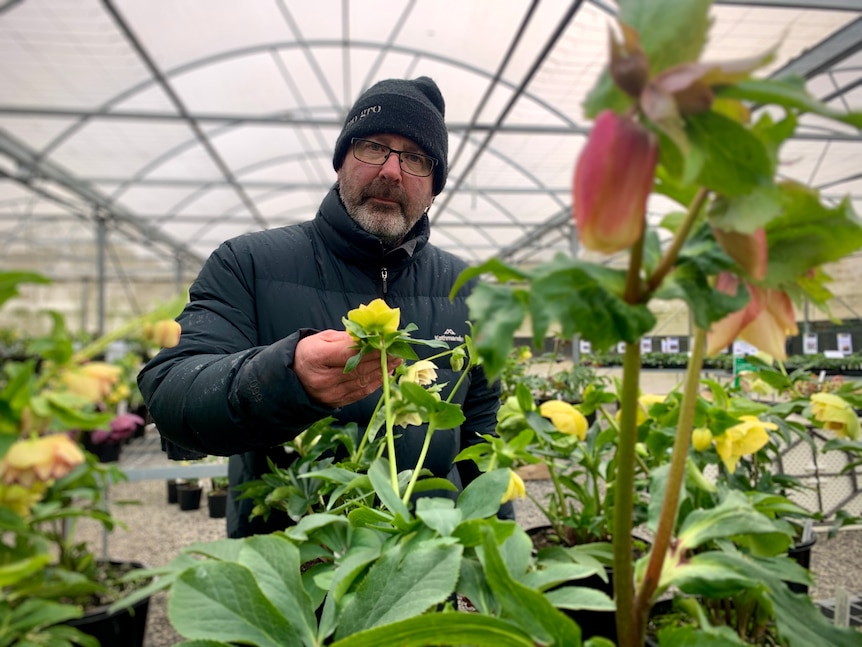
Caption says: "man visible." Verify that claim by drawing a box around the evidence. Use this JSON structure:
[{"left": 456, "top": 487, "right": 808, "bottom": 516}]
[{"left": 137, "top": 77, "right": 505, "bottom": 537}]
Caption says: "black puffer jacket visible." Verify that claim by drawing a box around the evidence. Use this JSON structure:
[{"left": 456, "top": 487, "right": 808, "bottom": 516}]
[{"left": 138, "top": 186, "right": 502, "bottom": 536}]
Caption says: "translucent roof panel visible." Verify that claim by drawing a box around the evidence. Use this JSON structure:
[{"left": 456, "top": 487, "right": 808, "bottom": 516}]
[{"left": 0, "top": 0, "right": 860, "bottom": 329}]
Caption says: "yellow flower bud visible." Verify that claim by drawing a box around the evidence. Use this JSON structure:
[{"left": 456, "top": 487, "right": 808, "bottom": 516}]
[
  {"left": 539, "top": 399, "right": 589, "bottom": 440},
  {"left": 691, "top": 427, "right": 713, "bottom": 452},
  {"left": 1, "top": 434, "right": 85, "bottom": 488},
  {"left": 501, "top": 469, "right": 526, "bottom": 504}
]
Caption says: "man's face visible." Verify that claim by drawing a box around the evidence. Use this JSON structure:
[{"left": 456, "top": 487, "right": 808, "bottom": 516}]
[{"left": 337, "top": 133, "right": 435, "bottom": 246}]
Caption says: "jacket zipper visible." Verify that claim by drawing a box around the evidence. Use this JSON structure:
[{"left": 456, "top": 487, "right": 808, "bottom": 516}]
[{"left": 380, "top": 267, "right": 388, "bottom": 295}]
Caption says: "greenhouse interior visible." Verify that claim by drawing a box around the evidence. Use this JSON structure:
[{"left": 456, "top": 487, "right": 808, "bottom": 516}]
[{"left": 2, "top": 1, "right": 862, "bottom": 645}]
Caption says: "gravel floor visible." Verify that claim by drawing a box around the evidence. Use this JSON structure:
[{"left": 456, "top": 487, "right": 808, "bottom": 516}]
[{"left": 75, "top": 470, "right": 862, "bottom": 646}]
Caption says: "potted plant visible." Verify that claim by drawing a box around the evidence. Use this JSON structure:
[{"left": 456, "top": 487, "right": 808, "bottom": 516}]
[
  {"left": 207, "top": 475, "right": 230, "bottom": 518},
  {"left": 0, "top": 271, "right": 183, "bottom": 646},
  {"left": 176, "top": 478, "right": 203, "bottom": 511}
]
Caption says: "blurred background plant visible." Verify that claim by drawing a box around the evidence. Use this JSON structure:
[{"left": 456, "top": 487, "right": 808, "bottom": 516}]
[{"left": 0, "top": 270, "right": 183, "bottom": 645}]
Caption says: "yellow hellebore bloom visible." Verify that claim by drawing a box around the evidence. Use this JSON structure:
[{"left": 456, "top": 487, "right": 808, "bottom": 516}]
[
  {"left": 713, "top": 415, "right": 776, "bottom": 474},
  {"left": 0, "top": 434, "right": 86, "bottom": 488},
  {"left": 691, "top": 427, "right": 714, "bottom": 452},
  {"left": 401, "top": 360, "right": 438, "bottom": 386},
  {"left": 0, "top": 482, "right": 45, "bottom": 517},
  {"left": 539, "top": 399, "right": 588, "bottom": 441},
  {"left": 347, "top": 298, "right": 400, "bottom": 337},
  {"left": 810, "top": 392, "right": 860, "bottom": 440},
  {"left": 501, "top": 469, "right": 526, "bottom": 504},
  {"left": 616, "top": 393, "right": 665, "bottom": 425},
  {"left": 61, "top": 362, "right": 123, "bottom": 403}
]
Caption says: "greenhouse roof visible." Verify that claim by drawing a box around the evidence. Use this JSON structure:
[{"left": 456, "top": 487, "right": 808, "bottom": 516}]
[{"left": 0, "top": 0, "right": 860, "bottom": 328}]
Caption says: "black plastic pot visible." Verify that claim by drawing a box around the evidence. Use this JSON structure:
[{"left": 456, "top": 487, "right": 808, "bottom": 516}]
[
  {"left": 166, "top": 479, "right": 179, "bottom": 504},
  {"left": 177, "top": 484, "right": 203, "bottom": 511},
  {"left": 65, "top": 562, "right": 150, "bottom": 647},
  {"left": 787, "top": 535, "right": 817, "bottom": 594},
  {"left": 207, "top": 491, "right": 228, "bottom": 518}
]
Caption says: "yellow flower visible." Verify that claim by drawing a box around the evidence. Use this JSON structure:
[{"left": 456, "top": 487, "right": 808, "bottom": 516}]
[
  {"left": 691, "top": 427, "right": 713, "bottom": 452},
  {"left": 401, "top": 360, "right": 438, "bottom": 386},
  {"left": 0, "top": 482, "right": 46, "bottom": 517},
  {"left": 517, "top": 347, "right": 532, "bottom": 362},
  {"left": 0, "top": 434, "right": 86, "bottom": 488},
  {"left": 143, "top": 319, "right": 182, "bottom": 348},
  {"left": 539, "top": 399, "right": 588, "bottom": 440},
  {"left": 60, "top": 362, "right": 123, "bottom": 403},
  {"left": 810, "top": 393, "right": 860, "bottom": 440},
  {"left": 501, "top": 469, "right": 526, "bottom": 504},
  {"left": 713, "top": 415, "right": 776, "bottom": 474},
  {"left": 616, "top": 393, "right": 664, "bottom": 425},
  {"left": 346, "top": 298, "right": 400, "bottom": 338}
]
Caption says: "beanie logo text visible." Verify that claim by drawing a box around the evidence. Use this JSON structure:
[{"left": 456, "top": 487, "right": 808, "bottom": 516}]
[{"left": 344, "top": 105, "right": 381, "bottom": 128}]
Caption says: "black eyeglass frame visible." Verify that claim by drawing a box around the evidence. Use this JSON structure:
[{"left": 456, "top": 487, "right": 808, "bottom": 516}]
[{"left": 350, "top": 137, "right": 438, "bottom": 177}]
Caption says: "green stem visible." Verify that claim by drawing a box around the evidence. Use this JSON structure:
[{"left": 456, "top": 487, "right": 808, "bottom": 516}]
[
  {"left": 380, "top": 349, "right": 399, "bottom": 492},
  {"left": 355, "top": 396, "right": 385, "bottom": 462},
  {"left": 613, "top": 339, "right": 643, "bottom": 647},
  {"left": 402, "top": 421, "right": 437, "bottom": 504},
  {"left": 646, "top": 187, "right": 710, "bottom": 295},
  {"left": 633, "top": 326, "right": 707, "bottom": 619}
]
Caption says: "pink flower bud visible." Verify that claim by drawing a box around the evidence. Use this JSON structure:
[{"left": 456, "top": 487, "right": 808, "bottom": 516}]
[{"left": 573, "top": 111, "right": 658, "bottom": 254}]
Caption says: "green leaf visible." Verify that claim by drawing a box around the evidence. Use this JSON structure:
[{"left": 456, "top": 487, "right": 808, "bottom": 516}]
[
  {"left": 466, "top": 282, "right": 530, "bottom": 379},
  {"left": 416, "top": 497, "right": 463, "bottom": 537},
  {"left": 765, "top": 183, "right": 862, "bottom": 285},
  {"left": 529, "top": 256, "right": 655, "bottom": 351},
  {"left": 368, "top": 458, "right": 410, "bottom": 519},
  {"left": 544, "top": 585, "right": 615, "bottom": 612},
  {"left": 329, "top": 613, "right": 535, "bottom": 647},
  {"left": 335, "top": 540, "right": 462, "bottom": 640},
  {"left": 0, "top": 271, "right": 51, "bottom": 310},
  {"left": 717, "top": 76, "right": 862, "bottom": 130},
  {"left": 677, "top": 491, "right": 789, "bottom": 551},
  {"left": 457, "top": 469, "right": 509, "bottom": 521},
  {"left": 480, "top": 527, "right": 582, "bottom": 645},
  {"left": 707, "top": 184, "right": 783, "bottom": 234},
  {"left": 685, "top": 111, "right": 774, "bottom": 196},
  {"left": 238, "top": 535, "right": 318, "bottom": 646},
  {"left": 657, "top": 624, "right": 748, "bottom": 646},
  {"left": 450, "top": 259, "right": 532, "bottom": 301},
  {"left": 169, "top": 561, "right": 303, "bottom": 647}
]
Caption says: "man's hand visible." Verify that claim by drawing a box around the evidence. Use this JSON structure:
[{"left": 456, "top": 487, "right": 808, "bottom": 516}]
[{"left": 294, "top": 330, "right": 401, "bottom": 408}]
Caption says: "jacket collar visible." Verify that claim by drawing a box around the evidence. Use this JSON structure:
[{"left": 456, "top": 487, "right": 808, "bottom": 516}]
[{"left": 315, "top": 185, "right": 430, "bottom": 269}]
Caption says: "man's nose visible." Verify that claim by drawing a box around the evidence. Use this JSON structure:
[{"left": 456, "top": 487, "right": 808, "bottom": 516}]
[{"left": 378, "top": 152, "right": 403, "bottom": 181}]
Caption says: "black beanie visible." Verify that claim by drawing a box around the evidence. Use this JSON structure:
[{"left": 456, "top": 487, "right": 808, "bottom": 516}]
[{"left": 332, "top": 76, "right": 448, "bottom": 195}]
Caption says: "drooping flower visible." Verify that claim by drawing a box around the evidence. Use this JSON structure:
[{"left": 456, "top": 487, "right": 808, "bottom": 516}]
[
  {"left": 90, "top": 412, "right": 145, "bottom": 446},
  {"left": 501, "top": 469, "right": 526, "bottom": 504},
  {"left": 706, "top": 273, "right": 798, "bottom": 360},
  {"left": 401, "top": 360, "right": 438, "bottom": 386},
  {"left": 143, "top": 319, "right": 182, "bottom": 348},
  {"left": 810, "top": 393, "right": 860, "bottom": 440},
  {"left": 0, "top": 482, "right": 46, "bottom": 517},
  {"left": 60, "top": 362, "right": 123, "bottom": 403},
  {"left": 573, "top": 110, "right": 658, "bottom": 254},
  {"left": 0, "top": 434, "right": 86, "bottom": 488},
  {"left": 539, "top": 399, "right": 589, "bottom": 440},
  {"left": 712, "top": 226, "right": 768, "bottom": 281},
  {"left": 346, "top": 298, "right": 400, "bottom": 338},
  {"left": 713, "top": 415, "right": 776, "bottom": 474}
]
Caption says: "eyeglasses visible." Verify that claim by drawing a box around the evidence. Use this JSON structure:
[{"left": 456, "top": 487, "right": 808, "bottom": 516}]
[{"left": 351, "top": 138, "right": 437, "bottom": 177}]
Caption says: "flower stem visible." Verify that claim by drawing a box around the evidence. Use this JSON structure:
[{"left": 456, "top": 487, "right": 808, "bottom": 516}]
[
  {"left": 646, "top": 187, "right": 710, "bottom": 295},
  {"left": 402, "top": 421, "right": 437, "bottom": 504},
  {"left": 380, "top": 349, "right": 399, "bottom": 492},
  {"left": 634, "top": 326, "right": 707, "bottom": 617}
]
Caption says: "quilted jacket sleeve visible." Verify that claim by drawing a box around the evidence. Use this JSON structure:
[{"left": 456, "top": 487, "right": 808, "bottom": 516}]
[{"left": 137, "top": 240, "right": 332, "bottom": 456}]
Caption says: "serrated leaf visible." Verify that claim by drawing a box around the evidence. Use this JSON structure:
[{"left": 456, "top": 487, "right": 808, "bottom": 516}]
[
  {"left": 457, "top": 469, "right": 510, "bottom": 521},
  {"left": 466, "top": 282, "right": 530, "bottom": 379}
]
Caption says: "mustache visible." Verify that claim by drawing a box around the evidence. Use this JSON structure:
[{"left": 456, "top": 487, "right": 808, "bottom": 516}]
[{"left": 360, "top": 181, "right": 406, "bottom": 205}]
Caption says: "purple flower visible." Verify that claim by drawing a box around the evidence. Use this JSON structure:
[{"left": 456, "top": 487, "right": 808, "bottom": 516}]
[{"left": 90, "top": 413, "right": 144, "bottom": 445}]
